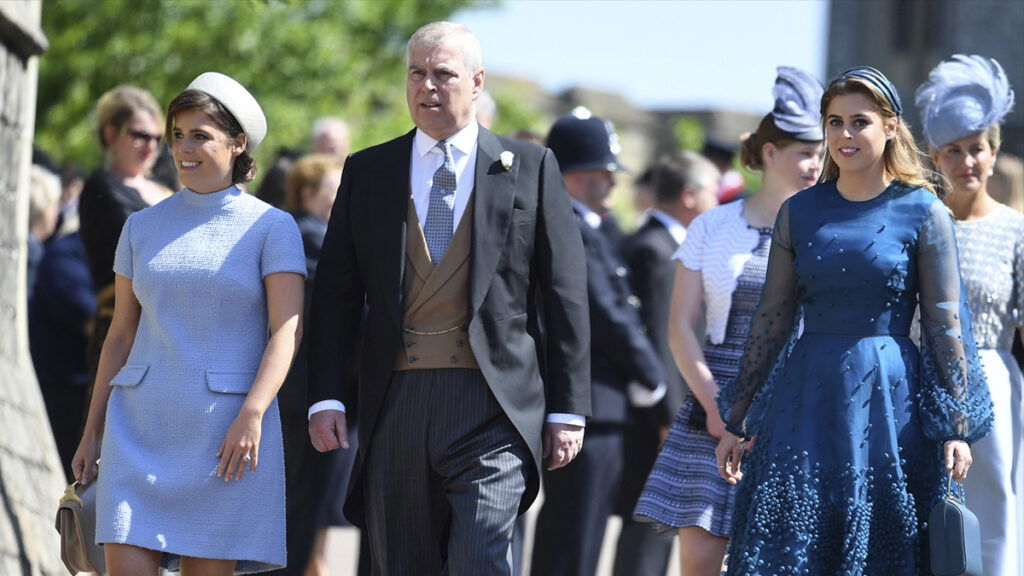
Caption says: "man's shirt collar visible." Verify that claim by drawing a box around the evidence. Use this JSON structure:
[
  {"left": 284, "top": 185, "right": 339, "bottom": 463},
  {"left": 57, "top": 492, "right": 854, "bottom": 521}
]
[{"left": 414, "top": 122, "right": 479, "bottom": 158}]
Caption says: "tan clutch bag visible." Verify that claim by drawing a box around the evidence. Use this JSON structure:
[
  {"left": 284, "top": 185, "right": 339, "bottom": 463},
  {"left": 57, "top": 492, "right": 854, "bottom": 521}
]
[{"left": 55, "top": 472, "right": 105, "bottom": 575}]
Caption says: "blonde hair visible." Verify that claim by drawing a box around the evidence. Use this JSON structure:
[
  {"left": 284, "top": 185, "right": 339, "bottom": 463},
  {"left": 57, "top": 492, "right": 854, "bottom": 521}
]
[
  {"left": 819, "top": 77, "right": 935, "bottom": 192},
  {"left": 985, "top": 123, "right": 1002, "bottom": 152},
  {"left": 96, "top": 85, "right": 163, "bottom": 150},
  {"left": 286, "top": 154, "right": 344, "bottom": 213},
  {"left": 29, "top": 165, "right": 61, "bottom": 228}
]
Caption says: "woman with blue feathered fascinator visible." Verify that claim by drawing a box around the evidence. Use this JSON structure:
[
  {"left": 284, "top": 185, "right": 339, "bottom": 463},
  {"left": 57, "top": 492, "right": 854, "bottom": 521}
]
[{"left": 917, "top": 54, "right": 1023, "bottom": 576}]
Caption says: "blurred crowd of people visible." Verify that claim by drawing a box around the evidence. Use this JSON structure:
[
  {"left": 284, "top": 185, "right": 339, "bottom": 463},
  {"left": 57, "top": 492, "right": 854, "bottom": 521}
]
[{"left": 23, "top": 20, "right": 1024, "bottom": 576}]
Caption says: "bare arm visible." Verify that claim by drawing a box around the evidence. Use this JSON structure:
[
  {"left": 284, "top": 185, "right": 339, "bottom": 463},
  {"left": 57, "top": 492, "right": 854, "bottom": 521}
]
[
  {"left": 72, "top": 274, "right": 141, "bottom": 484},
  {"left": 667, "top": 263, "right": 727, "bottom": 437},
  {"left": 217, "top": 271, "right": 305, "bottom": 481}
]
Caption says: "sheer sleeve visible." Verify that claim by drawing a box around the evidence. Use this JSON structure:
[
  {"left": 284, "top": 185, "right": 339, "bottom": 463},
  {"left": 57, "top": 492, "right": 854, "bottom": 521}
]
[
  {"left": 916, "top": 200, "right": 993, "bottom": 444},
  {"left": 718, "top": 200, "right": 801, "bottom": 438}
]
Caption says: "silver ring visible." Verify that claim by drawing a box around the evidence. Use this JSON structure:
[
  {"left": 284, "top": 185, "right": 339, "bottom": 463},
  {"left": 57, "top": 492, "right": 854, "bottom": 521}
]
[{"left": 242, "top": 454, "right": 252, "bottom": 463}]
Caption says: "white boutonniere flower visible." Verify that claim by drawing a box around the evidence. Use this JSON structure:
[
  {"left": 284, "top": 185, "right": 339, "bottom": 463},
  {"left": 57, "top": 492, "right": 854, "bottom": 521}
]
[{"left": 500, "top": 151, "right": 514, "bottom": 171}]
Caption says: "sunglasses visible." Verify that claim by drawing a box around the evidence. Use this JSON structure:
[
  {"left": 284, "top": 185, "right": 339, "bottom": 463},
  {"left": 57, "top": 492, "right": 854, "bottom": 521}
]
[{"left": 127, "top": 129, "right": 162, "bottom": 145}]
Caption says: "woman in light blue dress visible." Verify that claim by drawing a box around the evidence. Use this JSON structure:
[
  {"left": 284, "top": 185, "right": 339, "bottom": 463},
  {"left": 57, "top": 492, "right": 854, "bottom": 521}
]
[
  {"left": 918, "top": 54, "right": 1023, "bottom": 576},
  {"left": 72, "top": 72, "right": 306, "bottom": 575},
  {"left": 714, "top": 67, "right": 993, "bottom": 574}
]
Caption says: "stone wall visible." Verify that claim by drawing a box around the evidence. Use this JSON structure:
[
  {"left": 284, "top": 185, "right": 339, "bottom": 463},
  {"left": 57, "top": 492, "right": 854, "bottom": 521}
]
[
  {"left": 827, "top": 0, "right": 1024, "bottom": 158},
  {"left": 0, "top": 1, "right": 67, "bottom": 575}
]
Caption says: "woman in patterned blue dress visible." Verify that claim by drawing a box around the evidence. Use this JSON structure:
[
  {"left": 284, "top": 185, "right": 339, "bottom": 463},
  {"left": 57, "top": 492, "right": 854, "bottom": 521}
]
[
  {"left": 633, "top": 66, "right": 823, "bottom": 576},
  {"left": 72, "top": 73, "right": 306, "bottom": 575},
  {"left": 714, "top": 67, "right": 993, "bottom": 575},
  {"left": 918, "top": 54, "right": 1023, "bottom": 576}
]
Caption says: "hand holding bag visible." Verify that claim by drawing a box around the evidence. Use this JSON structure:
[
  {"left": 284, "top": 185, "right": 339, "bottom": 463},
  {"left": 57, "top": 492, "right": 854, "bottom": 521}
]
[
  {"left": 929, "top": 472, "right": 982, "bottom": 576},
  {"left": 55, "top": 470, "right": 105, "bottom": 575}
]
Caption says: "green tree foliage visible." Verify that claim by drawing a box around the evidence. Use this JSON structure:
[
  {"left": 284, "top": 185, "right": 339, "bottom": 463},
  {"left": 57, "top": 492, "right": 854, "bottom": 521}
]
[
  {"left": 673, "top": 115, "right": 761, "bottom": 194},
  {"left": 672, "top": 116, "right": 704, "bottom": 153},
  {"left": 37, "top": 0, "right": 488, "bottom": 173}
]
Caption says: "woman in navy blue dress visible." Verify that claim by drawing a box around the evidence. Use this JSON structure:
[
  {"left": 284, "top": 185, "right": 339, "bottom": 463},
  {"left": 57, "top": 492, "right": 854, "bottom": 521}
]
[{"left": 714, "top": 67, "right": 993, "bottom": 574}]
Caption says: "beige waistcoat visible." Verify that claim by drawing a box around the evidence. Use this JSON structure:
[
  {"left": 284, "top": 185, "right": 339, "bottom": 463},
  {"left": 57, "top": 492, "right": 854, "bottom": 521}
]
[{"left": 394, "top": 195, "right": 479, "bottom": 371}]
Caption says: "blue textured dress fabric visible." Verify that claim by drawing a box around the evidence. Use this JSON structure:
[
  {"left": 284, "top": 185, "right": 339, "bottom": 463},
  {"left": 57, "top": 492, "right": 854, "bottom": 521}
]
[
  {"left": 718, "top": 181, "right": 993, "bottom": 575},
  {"left": 955, "top": 204, "right": 1024, "bottom": 576},
  {"left": 96, "top": 186, "right": 306, "bottom": 573}
]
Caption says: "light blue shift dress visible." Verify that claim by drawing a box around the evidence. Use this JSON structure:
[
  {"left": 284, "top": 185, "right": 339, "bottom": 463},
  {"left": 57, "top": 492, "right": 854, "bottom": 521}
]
[{"left": 96, "top": 186, "right": 305, "bottom": 573}]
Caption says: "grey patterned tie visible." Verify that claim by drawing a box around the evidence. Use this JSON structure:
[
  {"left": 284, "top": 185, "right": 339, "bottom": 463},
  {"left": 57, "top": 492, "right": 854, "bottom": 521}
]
[{"left": 424, "top": 140, "right": 456, "bottom": 265}]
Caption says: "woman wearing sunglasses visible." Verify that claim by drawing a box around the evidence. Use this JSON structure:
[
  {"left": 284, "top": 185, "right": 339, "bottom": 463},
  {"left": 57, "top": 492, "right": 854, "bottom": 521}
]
[{"left": 79, "top": 85, "right": 172, "bottom": 385}]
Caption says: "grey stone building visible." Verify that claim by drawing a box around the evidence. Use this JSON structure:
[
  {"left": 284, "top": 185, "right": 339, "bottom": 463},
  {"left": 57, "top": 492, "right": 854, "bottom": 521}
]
[
  {"left": 0, "top": 1, "right": 67, "bottom": 574},
  {"left": 827, "top": 0, "right": 1024, "bottom": 157}
]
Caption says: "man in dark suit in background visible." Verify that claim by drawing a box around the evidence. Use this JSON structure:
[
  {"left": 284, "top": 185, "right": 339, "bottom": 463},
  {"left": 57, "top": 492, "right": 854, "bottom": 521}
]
[
  {"left": 306, "top": 22, "right": 591, "bottom": 575},
  {"left": 530, "top": 109, "right": 666, "bottom": 576},
  {"left": 613, "top": 151, "right": 720, "bottom": 576}
]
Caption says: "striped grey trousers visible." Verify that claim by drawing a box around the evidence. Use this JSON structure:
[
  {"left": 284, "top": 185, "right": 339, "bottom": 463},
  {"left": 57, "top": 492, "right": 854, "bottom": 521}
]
[{"left": 363, "top": 368, "right": 529, "bottom": 575}]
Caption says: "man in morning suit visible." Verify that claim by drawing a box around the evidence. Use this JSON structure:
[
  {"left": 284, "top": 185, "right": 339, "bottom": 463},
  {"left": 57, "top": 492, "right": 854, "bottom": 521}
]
[
  {"left": 613, "top": 151, "right": 719, "bottom": 576},
  {"left": 530, "top": 108, "right": 666, "bottom": 576},
  {"left": 306, "top": 22, "right": 591, "bottom": 574}
]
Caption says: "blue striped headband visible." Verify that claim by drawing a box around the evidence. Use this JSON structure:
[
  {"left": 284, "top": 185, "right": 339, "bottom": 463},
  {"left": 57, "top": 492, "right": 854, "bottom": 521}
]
[{"left": 831, "top": 66, "right": 903, "bottom": 116}]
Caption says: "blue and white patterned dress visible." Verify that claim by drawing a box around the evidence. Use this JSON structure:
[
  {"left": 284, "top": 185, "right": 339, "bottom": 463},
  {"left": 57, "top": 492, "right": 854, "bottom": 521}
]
[
  {"left": 955, "top": 204, "right": 1024, "bottom": 576},
  {"left": 97, "top": 186, "right": 305, "bottom": 573},
  {"left": 634, "top": 200, "right": 771, "bottom": 537}
]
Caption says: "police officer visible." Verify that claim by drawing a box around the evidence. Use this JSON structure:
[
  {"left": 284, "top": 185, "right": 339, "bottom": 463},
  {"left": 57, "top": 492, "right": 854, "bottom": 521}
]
[{"left": 530, "top": 108, "right": 667, "bottom": 575}]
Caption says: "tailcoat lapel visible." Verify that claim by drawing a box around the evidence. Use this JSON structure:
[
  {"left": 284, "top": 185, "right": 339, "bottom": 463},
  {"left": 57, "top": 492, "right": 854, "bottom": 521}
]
[
  {"left": 374, "top": 130, "right": 415, "bottom": 328},
  {"left": 469, "top": 127, "right": 519, "bottom": 316}
]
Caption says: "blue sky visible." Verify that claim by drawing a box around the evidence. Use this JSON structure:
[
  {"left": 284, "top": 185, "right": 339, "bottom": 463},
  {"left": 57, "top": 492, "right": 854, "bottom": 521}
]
[{"left": 453, "top": 0, "right": 830, "bottom": 112}]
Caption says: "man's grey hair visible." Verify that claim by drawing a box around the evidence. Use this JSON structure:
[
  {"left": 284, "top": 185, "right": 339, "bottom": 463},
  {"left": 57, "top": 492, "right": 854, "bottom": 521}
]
[
  {"left": 311, "top": 116, "right": 349, "bottom": 140},
  {"left": 652, "top": 150, "right": 721, "bottom": 203},
  {"left": 407, "top": 21, "right": 483, "bottom": 74}
]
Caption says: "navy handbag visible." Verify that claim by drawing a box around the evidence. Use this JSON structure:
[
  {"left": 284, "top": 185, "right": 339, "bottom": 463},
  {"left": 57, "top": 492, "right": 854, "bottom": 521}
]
[{"left": 929, "top": 473, "right": 982, "bottom": 576}]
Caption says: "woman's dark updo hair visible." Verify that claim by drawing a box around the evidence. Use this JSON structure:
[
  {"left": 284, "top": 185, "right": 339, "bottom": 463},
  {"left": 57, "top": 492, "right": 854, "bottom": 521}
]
[
  {"left": 165, "top": 89, "right": 257, "bottom": 184},
  {"left": 739, "top": 112, "right": 805, "bottom": 171}
]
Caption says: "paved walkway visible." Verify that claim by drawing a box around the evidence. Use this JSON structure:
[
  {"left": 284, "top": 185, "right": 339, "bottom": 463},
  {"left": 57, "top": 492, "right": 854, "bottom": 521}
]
[{"left": 323, "top": 491, "right": 682, "bottom": 575}]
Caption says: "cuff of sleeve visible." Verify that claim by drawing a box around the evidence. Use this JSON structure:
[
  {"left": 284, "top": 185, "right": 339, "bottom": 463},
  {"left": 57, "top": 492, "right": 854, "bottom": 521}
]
[
  {"left": 628, "top": 381, "right": 667, "bottom": 408},
  {"left": 546, "top": 413, "right": 586, "bottom": 427},
  {"left": 308, "top": 399, "right": 346, "bottom": 421},
  {"left": 724, "top": 422, "right": 749, "bottom": 440}
]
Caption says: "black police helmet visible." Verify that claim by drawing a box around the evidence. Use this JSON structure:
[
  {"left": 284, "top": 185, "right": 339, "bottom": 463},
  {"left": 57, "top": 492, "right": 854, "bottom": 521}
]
[{"left": 547, "top": 107, "right": 627, "bottom": 174}]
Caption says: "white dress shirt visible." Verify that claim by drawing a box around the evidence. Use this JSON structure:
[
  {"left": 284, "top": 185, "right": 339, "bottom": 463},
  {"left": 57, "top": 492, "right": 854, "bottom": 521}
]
[
  {"left": 310, "top": 125, "right": 584, "bottom": 427},
  {"left": 410, "top": 122, "right": 478, "bottom": 231},
  {"left": 648, "top": 208, "right": 687, "bottom": 246}
]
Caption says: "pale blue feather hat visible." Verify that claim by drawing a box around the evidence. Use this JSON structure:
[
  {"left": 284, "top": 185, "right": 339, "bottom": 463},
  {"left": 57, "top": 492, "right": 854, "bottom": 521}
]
[
  {"left": 915, "top": 54, "right": 1015, "bottom": 149},
  {"left": 772, "top": 66, "right": 824, "bottom": 141}
]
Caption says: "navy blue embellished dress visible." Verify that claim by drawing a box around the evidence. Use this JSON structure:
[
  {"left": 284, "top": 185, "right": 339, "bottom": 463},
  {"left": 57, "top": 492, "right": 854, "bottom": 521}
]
[{"left": 718, "top": 181, "right": 993, "bottom": 575}]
